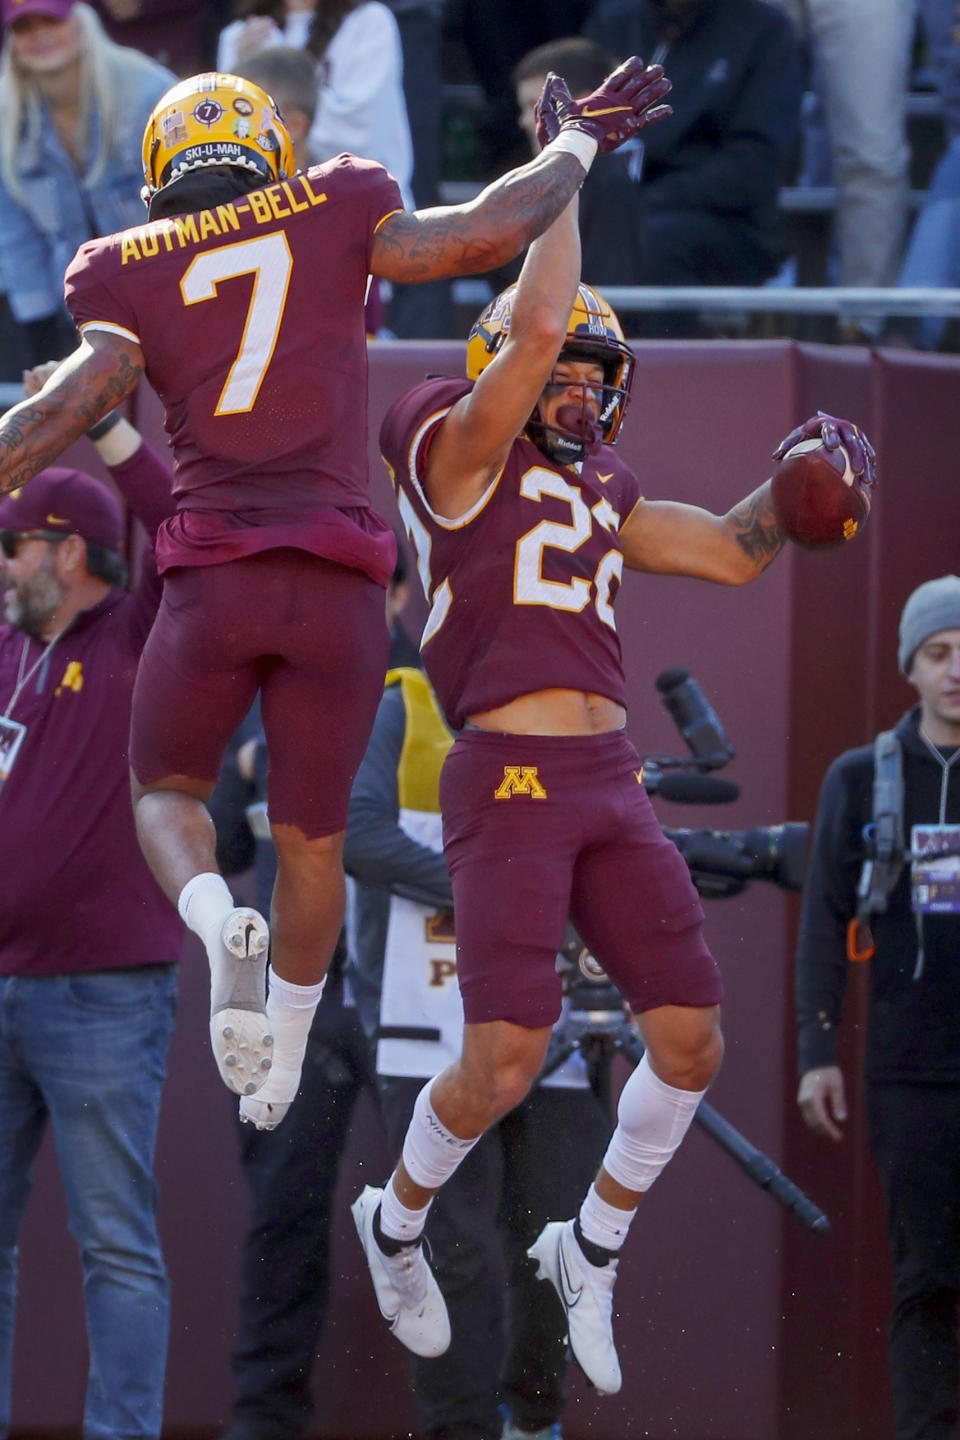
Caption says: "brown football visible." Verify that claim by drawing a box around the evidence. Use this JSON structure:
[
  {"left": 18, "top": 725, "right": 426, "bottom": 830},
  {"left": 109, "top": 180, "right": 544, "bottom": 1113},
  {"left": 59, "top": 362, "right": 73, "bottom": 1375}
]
[{"left": 770, "top": 438, "right": 870, "bottom": 549}]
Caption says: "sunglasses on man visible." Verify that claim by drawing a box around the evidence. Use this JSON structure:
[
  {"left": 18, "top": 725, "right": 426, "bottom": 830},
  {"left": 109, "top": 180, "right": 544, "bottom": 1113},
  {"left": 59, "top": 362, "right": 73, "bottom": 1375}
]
[{"left": 0, "top": 529, "right": 72, "bottom": 559}]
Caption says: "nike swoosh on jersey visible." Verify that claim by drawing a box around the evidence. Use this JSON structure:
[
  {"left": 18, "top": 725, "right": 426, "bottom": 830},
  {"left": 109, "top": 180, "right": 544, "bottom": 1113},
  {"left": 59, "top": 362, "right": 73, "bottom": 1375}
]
[
  {"left": 558, "top": 1242, "right": 584, "bottom": 1309},
  {"left": 597, "top": 472, "right": 614, "bottom": 483}
]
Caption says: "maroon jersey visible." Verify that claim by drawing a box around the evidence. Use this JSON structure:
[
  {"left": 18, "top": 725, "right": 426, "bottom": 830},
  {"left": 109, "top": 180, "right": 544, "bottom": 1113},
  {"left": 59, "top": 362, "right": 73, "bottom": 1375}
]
[
  {"left": 381, "top": 377, "right": 644, "bottom": 729},
  {"left": 65, "top": 156, "right": 403, "bottom": 582}
]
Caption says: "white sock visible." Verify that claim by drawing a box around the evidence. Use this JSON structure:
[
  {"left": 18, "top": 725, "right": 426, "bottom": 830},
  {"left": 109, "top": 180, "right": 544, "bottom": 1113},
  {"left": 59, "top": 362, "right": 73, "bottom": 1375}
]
[
  {"left": 177, "top": 872, "right": 234, "bottom": 957},
  {"left": 578, "top": 1182, "right": 636, "bottom": 1254},
  {"left": 400, "top": 1077, "right": 482, "bottom": 1191},
  {"left": 250, "top": 967, "right": 325, "bottom": 1105},
  {"left": 379, "top": 1172, "right": 431, "bottom": 1245}
]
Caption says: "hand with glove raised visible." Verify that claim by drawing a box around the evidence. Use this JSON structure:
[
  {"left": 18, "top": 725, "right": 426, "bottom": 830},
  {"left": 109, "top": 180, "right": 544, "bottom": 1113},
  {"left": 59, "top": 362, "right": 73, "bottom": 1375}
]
[{"left": 534, "top": 56, "right": 672, "bottom": 156}]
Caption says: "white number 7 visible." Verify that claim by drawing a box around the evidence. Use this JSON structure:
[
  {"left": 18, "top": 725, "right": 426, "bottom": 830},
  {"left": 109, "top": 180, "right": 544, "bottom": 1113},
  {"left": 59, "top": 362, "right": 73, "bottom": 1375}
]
[{"left": 180, "top": 233, "right": 293, "bottom": 415}]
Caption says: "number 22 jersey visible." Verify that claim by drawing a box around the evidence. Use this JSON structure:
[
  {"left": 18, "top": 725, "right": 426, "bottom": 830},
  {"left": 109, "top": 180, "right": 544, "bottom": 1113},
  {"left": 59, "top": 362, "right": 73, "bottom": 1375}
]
[
  {"left": 64, "top": 155, "right": 403, "bottom": 582},
  {"left": 381, "top": 376, "right": 644, "bottom": 730}
]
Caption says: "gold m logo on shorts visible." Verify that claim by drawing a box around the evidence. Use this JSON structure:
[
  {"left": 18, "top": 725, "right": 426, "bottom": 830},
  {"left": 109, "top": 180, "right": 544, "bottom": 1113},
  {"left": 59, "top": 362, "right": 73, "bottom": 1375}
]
[{"left": 493, "top": 765, "right": 548, "bottom": 800}]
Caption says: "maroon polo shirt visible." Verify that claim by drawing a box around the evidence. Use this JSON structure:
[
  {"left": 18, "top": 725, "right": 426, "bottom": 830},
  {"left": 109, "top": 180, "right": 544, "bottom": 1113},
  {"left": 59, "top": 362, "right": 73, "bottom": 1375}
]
[{"left": 0, "top": 442, "right": 182, "bottom": 975}]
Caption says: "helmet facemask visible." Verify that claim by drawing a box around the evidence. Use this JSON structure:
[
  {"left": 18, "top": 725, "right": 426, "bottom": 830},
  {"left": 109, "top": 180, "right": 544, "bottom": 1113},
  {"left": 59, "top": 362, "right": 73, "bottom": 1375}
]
[{"left": 527, "top": 343, "right": 633, "bottom": 465}]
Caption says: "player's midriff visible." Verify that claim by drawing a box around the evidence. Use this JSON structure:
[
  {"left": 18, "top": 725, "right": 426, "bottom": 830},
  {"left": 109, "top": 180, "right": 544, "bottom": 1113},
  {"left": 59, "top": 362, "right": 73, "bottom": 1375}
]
[{"left": 468, "top": 688, "right": 626, "bottom": 736}]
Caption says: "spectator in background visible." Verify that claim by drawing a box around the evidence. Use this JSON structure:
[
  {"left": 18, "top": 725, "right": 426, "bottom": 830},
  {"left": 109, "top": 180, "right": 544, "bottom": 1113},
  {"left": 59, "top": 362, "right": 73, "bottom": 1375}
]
[
  {"left": 795, "top": 576, "right": 960, "bottom": 1440},
  {"left": 346, "top": 665, "right": 610, "bottom": 1440},
  {"left": 0, "top": 0, "right": 174, "bottom": 366},
  {"left": 216, "top": 0, "right": 414, "bottom": 207},
  {"left": 893, "top": 4, "right": 960, "bottom": 349},
  {"left": 583, "top": 0, "right": 804, "bottom": 315},
  {"left": 455, "top": 0, "right": 599, "bottom": 173},
  {"left": 765, "top": 0, "right": 914, "bottom": 290},
  {"left": 91, "top": 0, "right": 206, "bottom": 75},
  {"left": 0, "top": 368, "right": 180, "bottom": 1440}
]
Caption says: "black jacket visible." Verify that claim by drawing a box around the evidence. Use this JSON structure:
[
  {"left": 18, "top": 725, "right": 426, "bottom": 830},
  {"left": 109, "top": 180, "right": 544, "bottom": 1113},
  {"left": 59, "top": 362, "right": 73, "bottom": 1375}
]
[
  {"left": 796, "top": 707, "right": 960, "bottom": 1083},
  {"left": 585, "top": 0, "right": 803, "bottom": 252}
]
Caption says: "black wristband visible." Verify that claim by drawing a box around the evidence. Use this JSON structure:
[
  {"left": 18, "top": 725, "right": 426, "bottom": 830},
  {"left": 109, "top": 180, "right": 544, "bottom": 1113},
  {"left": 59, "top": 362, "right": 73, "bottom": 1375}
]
[{"left": 85, "top": 409, "right": 122, "bottom": 441}]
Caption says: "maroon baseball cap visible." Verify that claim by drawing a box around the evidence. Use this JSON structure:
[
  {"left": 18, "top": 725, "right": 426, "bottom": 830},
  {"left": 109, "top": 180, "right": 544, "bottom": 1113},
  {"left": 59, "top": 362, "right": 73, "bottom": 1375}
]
[
  {"left": 2, "top": 0, "right": 75, "bottom": 25},
  {"left": 0, "top": 467, "right": 123, "bottom": 552}
]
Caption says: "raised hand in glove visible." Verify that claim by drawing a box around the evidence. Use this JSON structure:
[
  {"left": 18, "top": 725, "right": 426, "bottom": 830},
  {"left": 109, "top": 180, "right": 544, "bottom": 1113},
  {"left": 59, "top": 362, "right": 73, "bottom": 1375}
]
[{"left": 534, "top": 55, "right": 672, "bottom": 154}]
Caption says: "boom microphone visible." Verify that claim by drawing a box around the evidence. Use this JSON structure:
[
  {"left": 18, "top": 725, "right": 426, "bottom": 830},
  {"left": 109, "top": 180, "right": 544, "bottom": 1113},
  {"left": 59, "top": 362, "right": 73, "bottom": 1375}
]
[
  {"left": 652, "top": 771, "right": 741, "bottom": 804},
  {"left": 655, "top": 668, "right": 736, "bottom": 769}
]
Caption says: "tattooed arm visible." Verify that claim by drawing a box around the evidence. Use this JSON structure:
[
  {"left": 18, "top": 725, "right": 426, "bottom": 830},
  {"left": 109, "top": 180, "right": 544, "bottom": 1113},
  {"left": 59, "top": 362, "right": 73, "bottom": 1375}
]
[
  {"left": 0, "top": 331, "right": 143, "bottom": 495},
  {"left": 370, "top": 151, "right": 587, "bottom": 284},
  {"left": 619, "top": 481, "right": 787, "bottom": 584}
]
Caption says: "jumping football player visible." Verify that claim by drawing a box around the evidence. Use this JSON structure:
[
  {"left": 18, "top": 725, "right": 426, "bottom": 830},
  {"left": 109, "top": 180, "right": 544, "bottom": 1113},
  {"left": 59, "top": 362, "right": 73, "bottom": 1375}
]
[
  {"left": 0, "top": 60, "right": 672, "bottom": 1125},
  {"left": 353, "top": 92, "right": 876, "bottom": 1391}
]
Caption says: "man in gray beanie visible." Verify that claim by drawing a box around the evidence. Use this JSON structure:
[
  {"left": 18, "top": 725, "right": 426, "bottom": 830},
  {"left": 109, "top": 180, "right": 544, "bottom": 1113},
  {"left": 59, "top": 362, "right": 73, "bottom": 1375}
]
[
  {"left": 898, "top": 574, "right": 960, "bottom": 675},
  {"left": 794, "top": 575, "right": 960, "bottom": 1440}
]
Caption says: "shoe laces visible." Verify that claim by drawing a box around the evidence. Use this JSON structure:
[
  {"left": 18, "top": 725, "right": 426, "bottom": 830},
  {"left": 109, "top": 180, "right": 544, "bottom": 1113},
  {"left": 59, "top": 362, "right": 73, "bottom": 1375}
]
[{"left": 382, "top": 1240, "right": 429, "bottom": 1309}]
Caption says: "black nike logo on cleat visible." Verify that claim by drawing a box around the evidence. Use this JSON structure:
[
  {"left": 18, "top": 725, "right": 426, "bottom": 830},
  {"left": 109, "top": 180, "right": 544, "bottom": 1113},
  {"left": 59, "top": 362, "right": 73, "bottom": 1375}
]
[{"left": 557, "top": 1242, "right": 584, "bottom": 1310}]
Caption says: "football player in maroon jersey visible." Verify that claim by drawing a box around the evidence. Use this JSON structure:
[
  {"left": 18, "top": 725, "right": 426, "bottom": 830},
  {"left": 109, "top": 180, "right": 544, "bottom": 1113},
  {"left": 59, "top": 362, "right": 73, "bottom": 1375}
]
[
  {"left": 0, "top": 61, "right": 673, "bottom": 1126},
  {"left": 354, "top": 107, "right": 877, "bottom": 1387}
]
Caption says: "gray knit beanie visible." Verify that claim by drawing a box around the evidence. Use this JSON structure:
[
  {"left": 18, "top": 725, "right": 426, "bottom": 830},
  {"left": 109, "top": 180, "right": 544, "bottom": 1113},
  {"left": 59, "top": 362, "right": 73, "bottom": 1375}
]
[{"left": 898, "top": 575, "right": 960, "bottom": 673}]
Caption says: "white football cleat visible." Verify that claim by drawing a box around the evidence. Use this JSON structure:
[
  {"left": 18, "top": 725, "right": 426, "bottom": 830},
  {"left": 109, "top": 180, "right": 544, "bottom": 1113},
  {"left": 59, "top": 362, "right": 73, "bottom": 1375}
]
[
  {"left": 528, "top": 1219, "right": 622, "bottom": 1395},
  {"left": 351, "top": 1185, "right": 450, "bottom": 1358},
  {"left": 209, "top": 907, "right": 272, "bottom": 1096}
]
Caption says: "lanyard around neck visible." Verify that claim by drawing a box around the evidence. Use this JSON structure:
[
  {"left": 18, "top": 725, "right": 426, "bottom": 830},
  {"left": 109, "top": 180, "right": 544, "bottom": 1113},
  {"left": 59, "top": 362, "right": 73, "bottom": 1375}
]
[{"left": 3, "top": 633, "right": 61, "bottom": 719}]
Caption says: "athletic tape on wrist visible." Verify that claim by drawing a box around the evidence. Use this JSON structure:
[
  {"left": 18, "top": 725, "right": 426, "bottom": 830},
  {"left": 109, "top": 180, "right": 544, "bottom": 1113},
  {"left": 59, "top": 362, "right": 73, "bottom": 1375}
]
[{"left": 545, "top": 128, "right": 598, "bottom": 176}]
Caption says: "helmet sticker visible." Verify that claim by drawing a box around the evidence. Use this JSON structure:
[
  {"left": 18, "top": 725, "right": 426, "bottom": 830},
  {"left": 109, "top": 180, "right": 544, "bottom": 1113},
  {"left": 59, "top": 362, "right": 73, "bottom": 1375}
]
[
  {"left": 233, "top": 117, "right": 251, "bottom": 139},
  {"left": 192, "top": 97, "right": 224, "bottom": 128},
  {"left": 233, "top": 96, "right": 254, "bottom": 116}
]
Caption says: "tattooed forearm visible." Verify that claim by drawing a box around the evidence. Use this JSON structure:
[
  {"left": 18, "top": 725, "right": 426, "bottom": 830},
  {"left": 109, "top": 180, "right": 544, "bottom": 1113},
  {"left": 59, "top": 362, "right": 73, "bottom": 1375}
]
[
  {"left": 727, "top": 482, "right": 787, "bottom": 573},
  {"left": 0, "top": 340, "right": 141, "bottom": 495},
  {"left": 373, "top": 152, "right": 584, "bottom": 283}
]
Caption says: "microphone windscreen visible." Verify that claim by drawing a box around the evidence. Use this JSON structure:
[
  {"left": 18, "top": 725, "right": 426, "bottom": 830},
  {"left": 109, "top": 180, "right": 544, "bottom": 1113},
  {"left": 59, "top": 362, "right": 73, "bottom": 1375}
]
[{"left": 655, "top": 772, "right": 741, "bottom": 805}]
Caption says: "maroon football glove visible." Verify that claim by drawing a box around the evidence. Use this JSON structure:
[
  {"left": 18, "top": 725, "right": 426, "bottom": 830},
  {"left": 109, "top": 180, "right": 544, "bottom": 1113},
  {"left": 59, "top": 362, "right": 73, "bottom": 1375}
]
[
  {"left": 773, "top": 409, "right": 877, "bottom": 495},
  {"left": 534, "top": 55, "right": 672, "bottom": 155}
]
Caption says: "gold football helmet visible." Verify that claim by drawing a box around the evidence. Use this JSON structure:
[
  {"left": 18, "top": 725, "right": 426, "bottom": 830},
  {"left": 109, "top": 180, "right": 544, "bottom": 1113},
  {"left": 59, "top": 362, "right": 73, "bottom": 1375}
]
[
  {"left": 466, "top": 282, "right": 635, "bottom": 449},
  {"left": 141, "top": 73, "right": 295, "bottom": 201}
]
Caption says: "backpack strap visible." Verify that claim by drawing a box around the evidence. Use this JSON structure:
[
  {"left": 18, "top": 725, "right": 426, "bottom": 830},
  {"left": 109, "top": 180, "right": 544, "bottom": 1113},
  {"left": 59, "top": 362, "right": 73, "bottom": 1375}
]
[{"left": 846, "top": 730, "right": 904, "bottom": 961}]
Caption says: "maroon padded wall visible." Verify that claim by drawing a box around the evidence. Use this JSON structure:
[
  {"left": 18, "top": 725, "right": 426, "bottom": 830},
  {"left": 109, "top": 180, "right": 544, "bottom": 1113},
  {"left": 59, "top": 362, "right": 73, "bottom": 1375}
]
[{"left": 9, "top": 341, "right": 959, "bottom": 1439}]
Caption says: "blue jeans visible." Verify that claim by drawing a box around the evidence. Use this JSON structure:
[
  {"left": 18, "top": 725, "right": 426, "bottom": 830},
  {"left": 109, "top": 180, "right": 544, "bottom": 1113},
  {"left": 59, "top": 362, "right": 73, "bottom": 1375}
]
[
  {"left": 898, "top": 137, "right": 960, "bottom": 348},
  {"left": 0, "top": 965, "right": 178, "bottom": 1440}
]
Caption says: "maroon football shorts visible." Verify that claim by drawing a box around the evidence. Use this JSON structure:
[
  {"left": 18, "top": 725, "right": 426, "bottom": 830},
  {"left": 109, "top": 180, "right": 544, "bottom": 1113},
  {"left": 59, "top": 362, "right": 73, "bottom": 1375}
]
[
  {"left": 439, "top": 727, "right": 722, "bottom": 1028},
  {"left": 131, "top": 549, "right": 389, "bottom": 837}
]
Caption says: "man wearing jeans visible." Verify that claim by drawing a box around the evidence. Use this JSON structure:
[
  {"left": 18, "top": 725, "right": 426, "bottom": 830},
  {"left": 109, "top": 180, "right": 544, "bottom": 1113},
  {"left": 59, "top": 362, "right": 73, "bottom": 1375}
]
[{"left": 0, "top": 387, "right": 181, "bottom": 1439}]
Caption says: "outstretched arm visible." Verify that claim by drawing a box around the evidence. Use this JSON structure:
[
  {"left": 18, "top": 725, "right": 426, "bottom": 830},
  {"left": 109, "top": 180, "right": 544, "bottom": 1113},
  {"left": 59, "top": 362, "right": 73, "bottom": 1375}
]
[
  {"left": 0, "top": 330, "right": 143, "bottom": 495},
  {"left": 619, "top": 481, "right": 786, "bottom": 584},
  {"left": 370, "top": 57, "right": 671, "bottom": 285},
  {"left": 423, "top": 194, "right": 581, "bottom": 519}
]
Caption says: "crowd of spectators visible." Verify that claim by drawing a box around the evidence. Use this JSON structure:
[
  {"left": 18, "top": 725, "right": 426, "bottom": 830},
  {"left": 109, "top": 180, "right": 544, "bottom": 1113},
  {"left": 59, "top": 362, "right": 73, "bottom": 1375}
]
[{"left": 0, "top": 0, "right": 958, "bottom": 368}]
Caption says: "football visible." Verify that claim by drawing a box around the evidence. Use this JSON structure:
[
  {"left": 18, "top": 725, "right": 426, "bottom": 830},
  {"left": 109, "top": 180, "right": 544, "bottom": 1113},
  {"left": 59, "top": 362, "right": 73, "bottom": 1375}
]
[{"left": 770, "top": 437, "right": 871, "bottom": 549}]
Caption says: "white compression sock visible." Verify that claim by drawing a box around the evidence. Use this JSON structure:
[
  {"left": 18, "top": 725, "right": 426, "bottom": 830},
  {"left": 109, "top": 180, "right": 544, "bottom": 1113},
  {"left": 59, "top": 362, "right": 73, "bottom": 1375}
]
[
  {"left": 600, "top": 1052, "right": 708, "bottom": 1195},
  {"left": 250, "top": 967, "right": 326, "bottom": 1105},
  {"left": 378, "top": 1173, "right": 432, "bottom": 1246},
  {"left": 177, "top": 872, "right": 234, "bottom": 954},
  {"left": 400, "top": 1077, "right": 482, "bottom": 1192}
]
